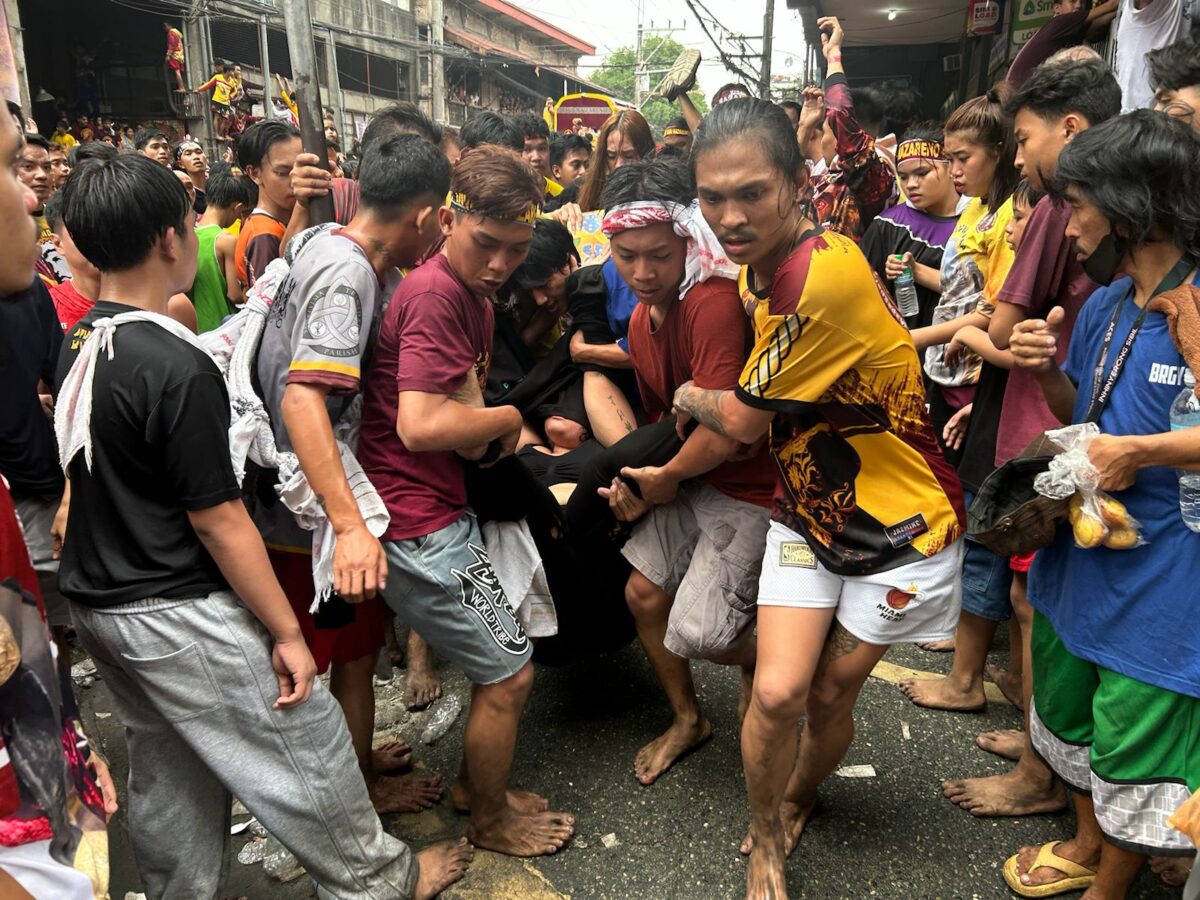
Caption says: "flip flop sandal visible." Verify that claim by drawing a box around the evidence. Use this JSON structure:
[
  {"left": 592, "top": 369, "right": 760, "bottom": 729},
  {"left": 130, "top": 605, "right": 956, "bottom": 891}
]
[
  {"left": 1002, "top": 840, "right": 1097, "bottom": 897},
  {"left": 655, "top": 49, "right": 702, "bottom": 102}
]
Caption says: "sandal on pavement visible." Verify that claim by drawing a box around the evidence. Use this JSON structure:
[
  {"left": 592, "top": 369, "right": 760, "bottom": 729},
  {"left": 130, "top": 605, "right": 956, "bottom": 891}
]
[{"left": 1002, "top": 841, "right": 1097, "bottom": 898}]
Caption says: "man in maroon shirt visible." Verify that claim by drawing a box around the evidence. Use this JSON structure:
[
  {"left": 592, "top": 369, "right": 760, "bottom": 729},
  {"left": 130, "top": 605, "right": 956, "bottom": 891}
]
[
  {"left": 930, "top": 57, "right": 1121, "bottom": 819},
  {"left": 358, "top": 146, "right": 576, "bottom": 858},
  {"left": 589, "top": 159, "right": 779, "bottom": 786}
]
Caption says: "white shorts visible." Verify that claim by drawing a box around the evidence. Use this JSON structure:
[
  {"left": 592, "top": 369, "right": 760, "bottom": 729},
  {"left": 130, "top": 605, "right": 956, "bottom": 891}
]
[{"left": 757, "top": 521, "right": 962, "bottom": 645}]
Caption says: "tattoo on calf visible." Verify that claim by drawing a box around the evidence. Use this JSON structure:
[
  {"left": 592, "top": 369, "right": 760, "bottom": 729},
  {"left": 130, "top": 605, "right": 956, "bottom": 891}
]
[{"left": 824, "top": 622, "right": 861, "bottom": 661}]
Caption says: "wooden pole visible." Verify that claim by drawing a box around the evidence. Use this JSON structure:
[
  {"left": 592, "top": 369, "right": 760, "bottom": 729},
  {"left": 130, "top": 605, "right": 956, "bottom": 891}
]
[{"left": 280, "top": 0, "right": 333, "bottom": 225}]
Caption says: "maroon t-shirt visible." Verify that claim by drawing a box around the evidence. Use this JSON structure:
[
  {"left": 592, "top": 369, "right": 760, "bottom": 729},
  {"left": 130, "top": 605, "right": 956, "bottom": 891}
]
[
  {"left": 1006, "top": 10, "right": 1090, "bottom": 86},
  {"left": 993, "top": 196, "right": 1096, "bottom": 465},
  {"left": 627, "top": 277, "right": 776, "bottom": 508},
  {"left": 358, "top": 253, "right": 495, "bottom": 541}
]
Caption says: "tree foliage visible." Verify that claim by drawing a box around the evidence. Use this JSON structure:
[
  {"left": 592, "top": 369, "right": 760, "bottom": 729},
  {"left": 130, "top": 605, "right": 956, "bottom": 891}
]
[{"left": 590, "top": 35, "right": 709, "bottom": 132}]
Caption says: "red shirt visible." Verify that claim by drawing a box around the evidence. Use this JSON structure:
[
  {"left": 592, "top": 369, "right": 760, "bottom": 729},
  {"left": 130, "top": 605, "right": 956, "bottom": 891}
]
[
  {"left": 993, "top": 197, "right": 1095, "bottom": 466},
  {"left": 627, "top": 277, "right": 776, "bottom": 508},
  {"left": 359, "top": 254, "right": 496, "bottom": 540},
  {"left": 49, "top": 279, "right": 94, "bottom": 332}
]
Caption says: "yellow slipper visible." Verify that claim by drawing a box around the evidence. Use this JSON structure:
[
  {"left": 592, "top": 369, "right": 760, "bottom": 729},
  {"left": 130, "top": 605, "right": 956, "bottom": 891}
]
[{"left": 1003, "top": 841, "right": 1098, "bottom": 897}]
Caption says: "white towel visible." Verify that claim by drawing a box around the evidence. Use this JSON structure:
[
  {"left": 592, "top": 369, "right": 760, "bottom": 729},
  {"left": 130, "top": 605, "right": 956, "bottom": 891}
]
[{"left": 480, "top": 519, "right": 558, "bottom": 638}]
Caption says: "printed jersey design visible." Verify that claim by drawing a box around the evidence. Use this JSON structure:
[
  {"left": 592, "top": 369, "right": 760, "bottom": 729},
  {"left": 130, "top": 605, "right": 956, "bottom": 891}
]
[
  {"left": 452, "top": 543, "right": 529, "bottom": 655},
  {"left": 301, "top": 281, "right": 362, "bottom": 358},
  {"left": 735, "top": 229, "right": 964, "bottom": 576}
]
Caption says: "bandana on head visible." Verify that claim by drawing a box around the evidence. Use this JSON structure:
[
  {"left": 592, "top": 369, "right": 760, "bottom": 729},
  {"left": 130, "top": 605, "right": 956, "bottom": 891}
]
[
  {"left": 600, "top": 200, "right": 739, "bottom": 299},
  {"left": 450, "top": 190, "right": 539, "bottom": 226},
  {"left": 895, "top": 139, "right": 946, "bottom": 164},
  {"left": 173, "top": 140, "right": 202, "bottom": 163}
]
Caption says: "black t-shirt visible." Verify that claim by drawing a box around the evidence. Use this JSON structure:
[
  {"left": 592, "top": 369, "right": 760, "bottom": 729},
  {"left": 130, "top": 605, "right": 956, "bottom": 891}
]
[
  {"left": 0, "top": 280, "right": 65, "bottom": 497},
  {"left": 957, "top": 361, "right": 1010, "bottom": 495},
  {"left": 54, "top": 301, "right": 242, "bottom": 608}
]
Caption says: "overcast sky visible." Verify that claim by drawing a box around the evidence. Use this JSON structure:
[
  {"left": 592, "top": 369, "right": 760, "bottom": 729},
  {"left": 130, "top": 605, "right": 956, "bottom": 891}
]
[{"left": 525, "top": 0, "right": 810, "bottom": 98}]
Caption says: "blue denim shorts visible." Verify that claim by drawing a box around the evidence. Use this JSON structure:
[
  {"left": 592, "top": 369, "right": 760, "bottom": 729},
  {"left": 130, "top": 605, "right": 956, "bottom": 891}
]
[{"left": 960, "top": 491, "right": 1013, "bottom": 621}]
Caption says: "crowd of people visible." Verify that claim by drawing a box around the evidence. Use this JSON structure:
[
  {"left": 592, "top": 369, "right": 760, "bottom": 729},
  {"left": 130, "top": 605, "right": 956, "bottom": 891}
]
[{"left": 2, "top": 2, "right": 1200, "bottom": 899}]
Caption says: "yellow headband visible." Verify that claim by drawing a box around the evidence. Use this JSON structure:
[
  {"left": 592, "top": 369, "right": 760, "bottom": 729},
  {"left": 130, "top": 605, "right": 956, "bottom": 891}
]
[
  {"left": 450, "top": 190, "right": 539, "bottom": 225},
  {"left": 896, "top": 139, "right": 946, "bottom": 164},
  {"left": 663, "top": 127, "right": 690, "bottom": 138}
]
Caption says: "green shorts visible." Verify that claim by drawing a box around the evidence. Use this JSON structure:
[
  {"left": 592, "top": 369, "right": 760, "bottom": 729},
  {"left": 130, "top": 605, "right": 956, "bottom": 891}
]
[{"left": 1030, "top": 610, "right": 1200, "bottom": 856}]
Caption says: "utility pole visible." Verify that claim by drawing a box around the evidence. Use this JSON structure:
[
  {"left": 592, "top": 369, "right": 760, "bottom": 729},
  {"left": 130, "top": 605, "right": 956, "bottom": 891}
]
[
  {"left": 430, "top": 0, "right": 446, "bottom": 124},
  {"left": 759, "top": 0, "right": 774, "bottom": 100},
  {"left": 281, "top": 0, "right": 333, "bottom": 224},
  {"left": 633, "top": 0, "right": 644, "bottom": 106},
  {"left": 258, "top": 19, "right": 273, "bottom": 118},
  {"left": 326, "top": 28, "right": 347, "bottom": 146}
]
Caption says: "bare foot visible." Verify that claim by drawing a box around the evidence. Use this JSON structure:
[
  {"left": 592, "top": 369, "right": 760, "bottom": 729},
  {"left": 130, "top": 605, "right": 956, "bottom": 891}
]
[
  {"left": 414, "top": 837, "right": 474, "bottom": 900},
  {"left": 986, "top": 664, "right": 1025, "bottom": 710},
  {"left": 744, "top": 826, "right": 789, "bottom": 900},
  {"left": 405, "top": 637, "right": 442, "bottom": 711},
  {"left": 917, "top": 638, "right": 955, "bottom": 652},
  {"left": 941, "top": 770, "right": 1066, "bottom": 817},
  {"left": 976, "top": 729, "right": 1023, "bottom": 761},
  {"left": 369, "top": 771, "right": 444, "bottom": 814},
  {"left": 634, "top": 718, "right": 713, "bottom": 785},
  {"left": 371, "top": 739, "right": 413, "bottom": 775},
  {"left": 1149, "top": 855, "right": 1192, "bottom": 887},
  {"left": 467, "top": 809, "right": 575, "bottom": 858},
  {"left": 449, "top": 782, "right": 549, "bottom": 816},
  {"left": 1012, "top": 838, "right": 1099, "bottom": 890},
  {"left": 740, "top": 796, "right": 816, "bottom": 856},
  {"left": 899, "top": 676, "right": 986, "bottom": 712}
]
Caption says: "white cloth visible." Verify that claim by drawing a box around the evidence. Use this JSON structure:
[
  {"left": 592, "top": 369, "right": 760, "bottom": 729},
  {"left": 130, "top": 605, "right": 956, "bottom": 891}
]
[
  {"left": 1114, "top": 0, "right": 1195, "bottom": 111},
  {"left": 480, "top": 519, "right": 558, "bottom": 638},
  {"left": 0, "top": 839, "right": 98, "bottom": 900},
  {"left": 600, "top": 200, "right": 740, "bottom": 298},
  {"left": 55, "top": 309, "right": 205, "bottom": 474}
]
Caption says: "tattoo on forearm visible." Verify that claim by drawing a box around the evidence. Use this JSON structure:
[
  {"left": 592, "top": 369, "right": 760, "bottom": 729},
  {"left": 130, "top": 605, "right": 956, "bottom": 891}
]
[
  {"left": 678, "top": 386, "right": 729, "bottom": 437},
  {"left": 823, "top": 622, "right": 861, "bottom": 661},
  {"left": 315, "top": 492, "right": 327, "bottom": 511}
]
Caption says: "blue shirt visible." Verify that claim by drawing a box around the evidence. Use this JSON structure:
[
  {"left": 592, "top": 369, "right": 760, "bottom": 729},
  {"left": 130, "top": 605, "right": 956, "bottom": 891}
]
[
  {"left": 1029, "top": 272, "right": 1200, "bottom": 698},
  {"left": 601, "top": 258, "right": 638, "bottom": 353}
]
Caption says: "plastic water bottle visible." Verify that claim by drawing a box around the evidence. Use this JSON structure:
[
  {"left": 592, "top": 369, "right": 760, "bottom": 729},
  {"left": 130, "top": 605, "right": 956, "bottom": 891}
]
[
  {"left": 892, "top": 255, "right": 919, "bottom": 319},
  {"left": 1169, "top": 367, "right": 1200, "bottom": 531}
]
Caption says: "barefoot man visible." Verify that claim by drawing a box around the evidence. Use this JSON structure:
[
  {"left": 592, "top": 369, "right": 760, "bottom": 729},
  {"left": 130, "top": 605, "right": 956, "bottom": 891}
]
[
  {"left": 593, "top": 158, "right": 776, "bottom": 785},
  {"left": 359, "top": 146, "right": 575, "bottom": 857},
  {"left": 255, "top": 133, "right": 451, "bottom": 815},
  {"left": 676, "top": 98, "right": 966, "bottom": 899}
]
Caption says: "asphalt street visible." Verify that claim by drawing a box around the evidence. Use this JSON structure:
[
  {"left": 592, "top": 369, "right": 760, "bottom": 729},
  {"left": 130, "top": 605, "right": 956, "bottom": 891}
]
[{"left": 79, "top": 626, "right": 1185, "bottom": 900}]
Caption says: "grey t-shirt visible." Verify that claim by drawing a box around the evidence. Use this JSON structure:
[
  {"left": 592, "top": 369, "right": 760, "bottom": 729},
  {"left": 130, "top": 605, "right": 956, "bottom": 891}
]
[{"left": 255, "top": 226, "right": 401, "bottom": 550}]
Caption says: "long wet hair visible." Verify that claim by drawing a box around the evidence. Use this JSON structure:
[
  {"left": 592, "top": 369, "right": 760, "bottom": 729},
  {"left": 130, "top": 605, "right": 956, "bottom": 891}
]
[
  {"left": 578, "top": 109, "right": 654, "bottom": 212},
  {"left": 690, "top": 97, "right": 809, "bottom": 223},
  {"left": 944, "top": 85, "right": 1019, "bottom": 212},
  {"left": 1052, "top": 109, "right": 1200, "bottom": 257}
]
